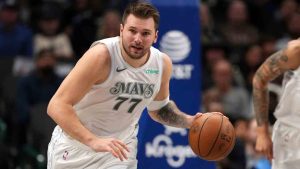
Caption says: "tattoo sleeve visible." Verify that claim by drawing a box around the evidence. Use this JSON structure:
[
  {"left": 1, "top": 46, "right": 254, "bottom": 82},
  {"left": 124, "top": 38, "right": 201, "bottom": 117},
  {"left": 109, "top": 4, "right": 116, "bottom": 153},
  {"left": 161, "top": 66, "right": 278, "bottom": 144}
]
[
  {"left": 156, "top": 101, "right": 189, "bottom": 128},
  {"left": 253, "top": 50, "right": 288, "bottom": 126}
]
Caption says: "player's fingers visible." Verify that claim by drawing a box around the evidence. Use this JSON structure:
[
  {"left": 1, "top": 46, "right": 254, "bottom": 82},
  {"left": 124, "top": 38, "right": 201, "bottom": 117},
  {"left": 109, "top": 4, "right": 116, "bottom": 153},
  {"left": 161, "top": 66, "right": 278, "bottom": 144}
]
[
  {"left": 109, "top": 148, "right": 119, "bottom": 159},
  {"left": 115, "top": 140, "right": 130, "bottom": 152},
  {"left": 255, "top": 145, "right": 264, "bottom": 155},
  {"left": 267, "top": 146, "right": 273, "bottom": 162},
  {"left": 268, "top": 152, "right": 273, "bottom": 165},
  {"left": 270, "top": 146, "right": 274, "bottom": 159},
  {"left": 113, "top": 141, "right": 128, "bottom": 160},
  {"left": 194, "top": 112, "right": 203, "bottom": 119},
  {"left": 110, "top": 144, "right": 124, "bottom": 161},
  {"left": 266, "top": 150, "right": 272, "bottom": 162},
  {"left": 267, "top": 155, "right": 272, "bottom": 163},
  {"left": 115, "top": 147, "right": 124, "bottom": 161},
  {"left": 259, "top": 147, "right": 271, "bottom": 161},
  {"left": 255, "top": 143, "right": 262, "bottom": 152}
]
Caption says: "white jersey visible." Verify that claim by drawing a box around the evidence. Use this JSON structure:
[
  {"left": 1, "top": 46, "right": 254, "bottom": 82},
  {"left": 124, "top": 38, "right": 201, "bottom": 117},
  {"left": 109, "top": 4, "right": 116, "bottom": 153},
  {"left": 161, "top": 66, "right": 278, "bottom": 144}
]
[
  {"left": 274, "top": 66, "right": 300, "bottom": 129},
  {"left": 72, "top": 36, "right": 164, "bottom": 141}
]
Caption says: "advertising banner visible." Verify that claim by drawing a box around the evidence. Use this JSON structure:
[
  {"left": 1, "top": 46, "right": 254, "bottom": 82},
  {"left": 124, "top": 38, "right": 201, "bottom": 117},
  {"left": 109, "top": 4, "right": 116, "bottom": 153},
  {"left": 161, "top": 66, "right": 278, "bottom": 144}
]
[{"left": 138, "top": 0, "right": 215, "bottom": 169}]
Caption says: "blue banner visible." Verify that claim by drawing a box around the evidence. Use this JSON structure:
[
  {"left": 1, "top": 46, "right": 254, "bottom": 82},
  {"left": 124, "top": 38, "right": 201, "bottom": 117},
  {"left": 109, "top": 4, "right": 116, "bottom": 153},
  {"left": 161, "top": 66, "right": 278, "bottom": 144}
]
[{"left": 138, "top": 0, "right": 215, "bottom": 169}]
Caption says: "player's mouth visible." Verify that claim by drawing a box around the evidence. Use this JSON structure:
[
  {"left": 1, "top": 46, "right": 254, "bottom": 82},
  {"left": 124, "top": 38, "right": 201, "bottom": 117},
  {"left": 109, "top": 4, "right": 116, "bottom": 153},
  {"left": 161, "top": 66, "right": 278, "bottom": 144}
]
[{"left": 131, "top": 45, "right": 143, "bottom": 52}]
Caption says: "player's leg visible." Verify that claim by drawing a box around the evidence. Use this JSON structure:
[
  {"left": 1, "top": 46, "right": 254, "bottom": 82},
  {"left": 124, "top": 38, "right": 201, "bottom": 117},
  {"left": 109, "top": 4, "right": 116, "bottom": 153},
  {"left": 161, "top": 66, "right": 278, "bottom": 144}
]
[
  {"left": 48, "top": 140, "right": 109, "bottom": 169},
  {"left": 47, "top": 126, "right": 107, "bottom": 169},
  {"left": 48, "top": 126, "right": 139, "bottom": 169},
  {"left": 47, "top": 126, "right": 63, "bottom": 169},
  {"left": 272, "top": 122, "right": 300, "bottom": 169},
  {"left": 102, "top": 160, "right": 138, "bottom": 169}
]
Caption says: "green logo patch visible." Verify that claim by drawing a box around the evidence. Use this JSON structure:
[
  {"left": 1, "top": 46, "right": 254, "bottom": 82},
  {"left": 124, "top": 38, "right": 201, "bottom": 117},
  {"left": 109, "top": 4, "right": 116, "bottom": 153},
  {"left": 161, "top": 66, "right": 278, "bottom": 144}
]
[{"left": 145, "top": 69, "right": 159, "bottom": 74}]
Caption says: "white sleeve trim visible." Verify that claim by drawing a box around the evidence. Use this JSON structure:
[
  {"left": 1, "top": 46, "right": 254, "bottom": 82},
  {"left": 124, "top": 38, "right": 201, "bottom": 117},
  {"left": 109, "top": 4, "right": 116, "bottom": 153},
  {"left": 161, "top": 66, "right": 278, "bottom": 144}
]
[{"left": 147, "top": 96, "right": 170, "bottom": 111}]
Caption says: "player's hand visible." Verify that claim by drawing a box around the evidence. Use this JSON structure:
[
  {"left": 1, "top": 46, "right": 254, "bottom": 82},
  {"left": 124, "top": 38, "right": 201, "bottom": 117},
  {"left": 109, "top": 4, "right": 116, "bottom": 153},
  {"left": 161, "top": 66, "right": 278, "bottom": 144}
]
[
  {"left": 88, "top": 137, "right": 130, "bottom": 161},
  {"left": 188, "top": 112, "right": 203, "bottom": 128},
  {"left": 193, "top": 112, "right": 203, "bottom": 119},
  {"left": 255, "top": 129, "right": 273, "bottom": 162}
]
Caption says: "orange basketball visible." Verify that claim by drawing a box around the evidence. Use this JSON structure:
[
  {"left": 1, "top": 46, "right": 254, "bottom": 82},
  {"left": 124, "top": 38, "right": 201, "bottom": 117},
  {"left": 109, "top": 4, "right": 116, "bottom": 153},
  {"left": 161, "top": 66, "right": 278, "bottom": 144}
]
[{"left": 189, "top": 112, "right": 236, "bottom": 161}]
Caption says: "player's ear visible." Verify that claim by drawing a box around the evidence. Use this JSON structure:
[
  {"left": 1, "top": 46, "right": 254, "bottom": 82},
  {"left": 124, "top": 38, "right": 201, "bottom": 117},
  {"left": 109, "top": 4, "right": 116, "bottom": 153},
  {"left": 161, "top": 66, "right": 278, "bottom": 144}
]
[
  {"left": 154, "top": 30, "right": 158, "bottom": 43},
  {"left": 120, "top": 24, "right": 124, "bottom": 36}
]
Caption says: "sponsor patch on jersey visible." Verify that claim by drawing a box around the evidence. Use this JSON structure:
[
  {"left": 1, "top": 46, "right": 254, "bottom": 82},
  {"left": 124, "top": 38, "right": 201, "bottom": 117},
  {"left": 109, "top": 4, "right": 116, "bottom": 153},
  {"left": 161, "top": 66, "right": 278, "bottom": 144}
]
[{"left": 145, "top": 69, "right": 159, "bottom": 74}]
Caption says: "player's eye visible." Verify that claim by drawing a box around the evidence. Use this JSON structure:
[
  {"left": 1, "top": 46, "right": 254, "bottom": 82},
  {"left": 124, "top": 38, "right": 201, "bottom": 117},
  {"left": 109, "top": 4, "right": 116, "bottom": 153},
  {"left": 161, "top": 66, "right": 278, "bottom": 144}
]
[
  {"left": 142, "top": 32, "right": 151, "bottom": 36},
  {"left": 129, "top": 29, "right": 136, "bottom": 34}
]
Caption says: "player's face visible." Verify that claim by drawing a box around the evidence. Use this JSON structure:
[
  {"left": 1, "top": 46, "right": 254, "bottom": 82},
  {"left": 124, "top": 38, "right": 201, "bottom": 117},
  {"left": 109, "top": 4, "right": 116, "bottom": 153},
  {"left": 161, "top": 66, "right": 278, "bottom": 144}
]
[{"left": 120, "top": 14, "right": 158, "bottom": 60}]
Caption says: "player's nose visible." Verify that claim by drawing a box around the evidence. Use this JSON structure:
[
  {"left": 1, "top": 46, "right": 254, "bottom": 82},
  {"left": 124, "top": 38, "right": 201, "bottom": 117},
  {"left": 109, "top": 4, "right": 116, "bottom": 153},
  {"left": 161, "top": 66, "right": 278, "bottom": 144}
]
[{"left": 134, "top": 33, "right": 142, "bottom": 44}]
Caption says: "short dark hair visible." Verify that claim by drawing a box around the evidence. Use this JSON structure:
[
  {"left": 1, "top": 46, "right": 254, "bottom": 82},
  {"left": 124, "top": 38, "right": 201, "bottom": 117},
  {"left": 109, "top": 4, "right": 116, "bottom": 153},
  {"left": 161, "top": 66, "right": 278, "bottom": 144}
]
[{"left": 122, "top": 1, "right": 160, "bottom": 30}]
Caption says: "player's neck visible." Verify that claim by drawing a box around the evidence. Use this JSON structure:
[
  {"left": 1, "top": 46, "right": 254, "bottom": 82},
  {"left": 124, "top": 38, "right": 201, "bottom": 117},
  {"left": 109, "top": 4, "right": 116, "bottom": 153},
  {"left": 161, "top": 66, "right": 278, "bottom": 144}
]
[{"left": 119, "top": 39, "right": 150, "bottom": 68}]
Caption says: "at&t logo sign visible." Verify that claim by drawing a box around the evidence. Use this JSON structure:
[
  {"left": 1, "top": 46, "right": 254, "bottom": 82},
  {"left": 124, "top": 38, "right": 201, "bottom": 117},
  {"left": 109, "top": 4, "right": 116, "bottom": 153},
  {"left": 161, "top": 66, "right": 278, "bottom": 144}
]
[{"left": 159, "top": 30, "right": 194, "bottom": 80}]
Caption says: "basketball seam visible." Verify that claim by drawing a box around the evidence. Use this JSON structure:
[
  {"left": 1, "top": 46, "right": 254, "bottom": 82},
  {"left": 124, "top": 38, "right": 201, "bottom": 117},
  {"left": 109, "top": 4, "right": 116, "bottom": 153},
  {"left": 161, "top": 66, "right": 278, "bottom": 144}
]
[
  {"left": 211, "top": 117, "right": 235, "bottom": 160},
  {"left": 204, "top": 115, "right": 223, "bottom": 157},
  {"left": 217, "top": 120, "right": 236, "bottom": 159},
  {"left": 197, "top": 114, "right": 215, "bottom": 157}
]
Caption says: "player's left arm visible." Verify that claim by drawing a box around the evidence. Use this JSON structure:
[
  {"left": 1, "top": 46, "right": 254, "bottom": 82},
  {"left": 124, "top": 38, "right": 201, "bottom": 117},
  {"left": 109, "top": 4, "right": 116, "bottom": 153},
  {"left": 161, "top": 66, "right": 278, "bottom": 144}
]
[
  {"left": 252, "top": 38, "right": 300, "bottom": 161},
  {"left": 147, "top": 53, "right": 201, "bottom": 128},
  {"left": 253, "top": 39, "right": 300, "bottom": 129}
]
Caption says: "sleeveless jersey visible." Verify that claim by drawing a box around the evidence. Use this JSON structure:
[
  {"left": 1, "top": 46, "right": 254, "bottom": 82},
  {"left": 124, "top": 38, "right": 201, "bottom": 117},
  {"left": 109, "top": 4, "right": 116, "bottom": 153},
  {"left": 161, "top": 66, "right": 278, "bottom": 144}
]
[
  {"left": 274, "top": 66, "right": 300, "bottom": 129},
  {"left": 73, "top": 37, "right": 164, "bottom": 141}
]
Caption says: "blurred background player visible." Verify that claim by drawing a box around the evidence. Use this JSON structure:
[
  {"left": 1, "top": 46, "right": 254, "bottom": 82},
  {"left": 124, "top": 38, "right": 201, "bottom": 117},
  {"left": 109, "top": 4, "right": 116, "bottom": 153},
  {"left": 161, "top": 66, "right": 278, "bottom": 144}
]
[{"left": 253, "top": 37, "right": 300, "bottom": 169}]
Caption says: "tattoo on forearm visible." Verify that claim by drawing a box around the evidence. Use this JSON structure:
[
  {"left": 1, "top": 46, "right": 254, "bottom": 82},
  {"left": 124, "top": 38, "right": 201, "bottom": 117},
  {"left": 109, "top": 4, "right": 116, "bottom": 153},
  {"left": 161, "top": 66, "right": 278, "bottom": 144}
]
[
  {"left": 253, "top": 49, "right": 288, "bottom": 126},
  {"left": 253, "top": 86, "right": 269, "bottom": 125},
  {"left": 157, "top": 101, "right": 187, "bottom": 128},
  {"left": 280, "top": 54, "right": 288, "bottom": 62},
  {"left": 268, "top": 50, "right": 287, "bottom": 78}
]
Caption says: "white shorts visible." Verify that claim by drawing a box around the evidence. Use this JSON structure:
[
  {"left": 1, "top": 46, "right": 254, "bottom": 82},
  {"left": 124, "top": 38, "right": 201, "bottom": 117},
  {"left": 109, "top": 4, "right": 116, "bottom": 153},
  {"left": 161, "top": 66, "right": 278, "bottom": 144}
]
[
  {"left": 272, "top": 121, "right": 300, "bottom": 169},
  {"left": 47, "top": 126, "right": 138, "bottom": 169}
]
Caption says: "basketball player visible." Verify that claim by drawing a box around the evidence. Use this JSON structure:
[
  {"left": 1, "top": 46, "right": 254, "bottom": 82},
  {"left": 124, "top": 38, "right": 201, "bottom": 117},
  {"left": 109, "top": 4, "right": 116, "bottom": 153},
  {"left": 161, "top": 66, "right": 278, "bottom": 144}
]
[
  {"left": 47, "top": 2, "right": 201, "bottom": 169},
  {"left": 253, "top": 38, "right": 300, "bottom": 169}
]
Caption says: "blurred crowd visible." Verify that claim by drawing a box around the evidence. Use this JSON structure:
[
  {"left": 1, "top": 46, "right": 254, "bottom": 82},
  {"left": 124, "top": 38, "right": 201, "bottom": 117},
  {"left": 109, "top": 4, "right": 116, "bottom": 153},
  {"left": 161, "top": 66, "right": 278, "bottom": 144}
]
[
  {"left": 0, "top": 0, "right": 126, "bottom": 168},
  {"left": 201, "top": 0, "right": 300, "bottom": 169},
  {"left": 0, "top": 0, "right": 298, "bottom": 168}
]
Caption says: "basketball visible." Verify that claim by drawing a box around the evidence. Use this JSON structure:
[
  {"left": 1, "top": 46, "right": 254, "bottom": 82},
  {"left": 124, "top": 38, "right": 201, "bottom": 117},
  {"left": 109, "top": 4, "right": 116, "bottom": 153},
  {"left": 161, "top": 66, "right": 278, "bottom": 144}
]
[{"left": 189, "top": 112, "right": 235, "bottom": 161}]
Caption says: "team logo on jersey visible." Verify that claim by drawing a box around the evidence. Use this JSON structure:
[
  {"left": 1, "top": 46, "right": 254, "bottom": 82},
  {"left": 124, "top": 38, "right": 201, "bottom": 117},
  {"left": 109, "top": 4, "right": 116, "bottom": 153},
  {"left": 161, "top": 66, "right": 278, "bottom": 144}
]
[{"left": 110, "top": 81, "right": 155, "bottom": 98}]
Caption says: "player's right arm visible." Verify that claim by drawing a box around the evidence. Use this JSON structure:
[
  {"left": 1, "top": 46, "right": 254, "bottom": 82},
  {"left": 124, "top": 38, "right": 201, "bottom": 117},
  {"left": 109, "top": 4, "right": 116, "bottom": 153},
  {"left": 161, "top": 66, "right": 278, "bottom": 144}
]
[
  {"left": 252, "top": 39, "right": 300, "bottom": 161},
  {"left": 147, "top": 53, "right": 202, "bottom": 128},
  {"left": 47, "top": 44, "right": 129, "bottom": 161}
]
